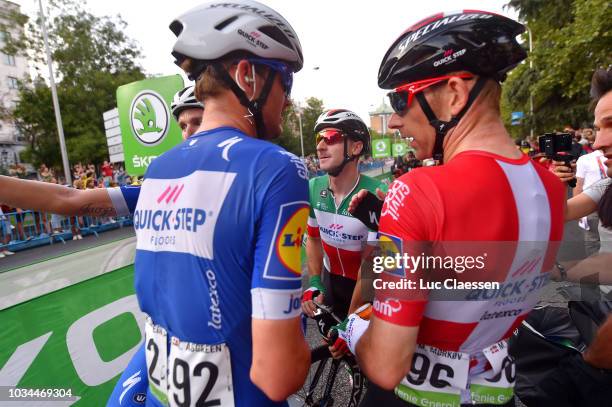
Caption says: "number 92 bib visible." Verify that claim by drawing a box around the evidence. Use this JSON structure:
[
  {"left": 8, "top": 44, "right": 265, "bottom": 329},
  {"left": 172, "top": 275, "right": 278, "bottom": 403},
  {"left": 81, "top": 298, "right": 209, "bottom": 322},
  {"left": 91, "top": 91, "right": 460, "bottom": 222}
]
[{"left": 145, "top": 316, "right": 235, "bottom": 407}]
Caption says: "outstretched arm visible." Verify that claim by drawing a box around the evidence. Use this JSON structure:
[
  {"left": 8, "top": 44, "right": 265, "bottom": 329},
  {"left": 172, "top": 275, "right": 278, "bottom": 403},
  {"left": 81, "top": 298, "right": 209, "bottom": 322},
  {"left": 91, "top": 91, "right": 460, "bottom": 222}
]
[{"left": 0, "top": 175, "right": 117, "bottom": 217}]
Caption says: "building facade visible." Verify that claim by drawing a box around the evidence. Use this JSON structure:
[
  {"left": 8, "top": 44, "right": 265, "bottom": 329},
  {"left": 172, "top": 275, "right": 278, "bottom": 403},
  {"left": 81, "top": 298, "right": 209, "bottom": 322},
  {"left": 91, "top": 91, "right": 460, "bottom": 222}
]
[
  {"left": 369, "top": 100, "right": 393, "bottom": 135},
  {"left": 0, "top": 0, "right": 28, "bottom": 169}
]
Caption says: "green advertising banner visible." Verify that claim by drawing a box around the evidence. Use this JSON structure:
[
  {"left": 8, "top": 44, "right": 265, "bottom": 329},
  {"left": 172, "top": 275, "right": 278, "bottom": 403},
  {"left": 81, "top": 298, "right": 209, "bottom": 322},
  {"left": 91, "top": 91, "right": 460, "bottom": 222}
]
[
  {"left": 392, "top": 142, "right": 408, "bottom": 157},
  {"left": 372, "top": 138, "right": 391, "bottom": 158},
  {"left": 0, "top": 265, "right": 143, "bottom": 406},
  {"left": 117, "top": 75, "right": 184, "bottom": 176}
]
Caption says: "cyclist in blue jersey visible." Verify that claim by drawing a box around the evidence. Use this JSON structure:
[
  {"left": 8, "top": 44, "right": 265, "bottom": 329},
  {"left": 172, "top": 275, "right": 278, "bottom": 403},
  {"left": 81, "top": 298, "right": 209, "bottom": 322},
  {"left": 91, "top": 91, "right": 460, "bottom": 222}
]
[
  {"left": 137, "top": 1, "right": 310, "bottom": 403},
  {"left": 0, "top": 2, "right": 309, "bottom": 403}
]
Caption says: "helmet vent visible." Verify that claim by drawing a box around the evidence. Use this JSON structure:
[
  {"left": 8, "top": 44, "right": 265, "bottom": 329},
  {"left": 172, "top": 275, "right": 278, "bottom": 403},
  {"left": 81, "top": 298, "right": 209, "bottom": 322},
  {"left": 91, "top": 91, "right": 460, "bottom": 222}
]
[
  {"left": 215, "top": 15, "right": 239, "bottom": 31},
  {"left": 259, "top": 25, "right": 292, "bottom": 50}
]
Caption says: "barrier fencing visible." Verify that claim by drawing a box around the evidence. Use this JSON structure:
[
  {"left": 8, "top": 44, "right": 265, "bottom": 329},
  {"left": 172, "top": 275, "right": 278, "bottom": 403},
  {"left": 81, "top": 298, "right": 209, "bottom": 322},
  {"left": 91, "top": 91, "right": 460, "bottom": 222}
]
[{"left": 0, "top": 210, "right": 133, "bottom": 254}]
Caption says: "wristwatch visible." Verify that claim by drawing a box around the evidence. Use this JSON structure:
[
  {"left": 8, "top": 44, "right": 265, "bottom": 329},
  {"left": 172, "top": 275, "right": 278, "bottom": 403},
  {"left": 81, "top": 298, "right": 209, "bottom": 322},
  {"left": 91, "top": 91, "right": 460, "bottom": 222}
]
[{"left": 555, "top": 262, "right": 568, "bottom": 281}]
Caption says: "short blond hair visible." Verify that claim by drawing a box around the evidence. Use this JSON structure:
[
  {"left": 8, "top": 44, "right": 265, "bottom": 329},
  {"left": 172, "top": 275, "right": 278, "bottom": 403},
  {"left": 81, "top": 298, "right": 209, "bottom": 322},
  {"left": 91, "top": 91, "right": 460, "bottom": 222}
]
[{"left": 180, "top": 57, "right": 267, "bottom": 103}]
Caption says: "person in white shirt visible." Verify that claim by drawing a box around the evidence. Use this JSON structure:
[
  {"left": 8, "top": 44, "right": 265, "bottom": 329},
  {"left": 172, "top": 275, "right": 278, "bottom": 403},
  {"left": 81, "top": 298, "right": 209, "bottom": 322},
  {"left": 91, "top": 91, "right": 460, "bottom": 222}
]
[{"left": 575, "top": 149, "right": 608, "bottom": 255}]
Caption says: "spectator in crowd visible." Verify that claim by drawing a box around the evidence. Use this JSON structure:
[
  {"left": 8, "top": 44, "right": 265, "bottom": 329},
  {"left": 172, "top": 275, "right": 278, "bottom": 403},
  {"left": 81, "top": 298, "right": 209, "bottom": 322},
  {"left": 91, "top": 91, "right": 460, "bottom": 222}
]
[
  {"left": 574, "top": 141, "right": 609, "bottom": 255},
  {"left": 404, "top": 151, "right": 421, "bottom": 170},
  {"left": 0, "top": 205, "right": 15, "bottom": 258},
  {"left": 581, "top": 127, "right": 596, "bottom": 153},
  {"left": 101, "top": 160, "right": 114, "bottom": 186}
]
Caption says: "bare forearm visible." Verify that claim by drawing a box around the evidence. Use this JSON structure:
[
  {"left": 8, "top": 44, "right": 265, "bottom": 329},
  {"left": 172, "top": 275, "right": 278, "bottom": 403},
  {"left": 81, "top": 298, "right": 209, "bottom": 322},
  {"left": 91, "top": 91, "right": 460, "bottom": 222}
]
[
  {"left": 565, "top": 194, "right": 598, "bottom": 221},
  {"left": 251, "top": 318, "right": 310, "bottom": 400},
  {"left": 0, "top": 176, "right": 116, "bottom": 217},
  {"left": 558, "top": 253, "right": 612, "bottom": 284},
  {"left": 355, "top": 317, "right": 415, "bottom": 390}
]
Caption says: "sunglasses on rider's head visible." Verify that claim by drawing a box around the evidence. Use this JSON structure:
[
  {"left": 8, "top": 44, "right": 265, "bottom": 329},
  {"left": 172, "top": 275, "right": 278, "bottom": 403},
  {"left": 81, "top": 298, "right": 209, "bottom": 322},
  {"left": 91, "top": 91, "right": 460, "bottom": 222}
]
[
  {"left": 387, "top": 74, "right": 474, "bottom": 114},
  {"left": 247, "top": 58, "right": 294, "bottom": 98},
  {"left": 316, "top": 128, "right": 345, "bottom": 146}
]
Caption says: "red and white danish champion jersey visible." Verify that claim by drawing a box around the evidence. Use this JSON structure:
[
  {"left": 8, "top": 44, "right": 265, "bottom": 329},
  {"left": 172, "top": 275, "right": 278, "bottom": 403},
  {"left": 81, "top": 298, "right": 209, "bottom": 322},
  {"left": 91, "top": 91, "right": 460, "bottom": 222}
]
[{"left": 375, "top": 151, "right": 565, "bottom": 358}]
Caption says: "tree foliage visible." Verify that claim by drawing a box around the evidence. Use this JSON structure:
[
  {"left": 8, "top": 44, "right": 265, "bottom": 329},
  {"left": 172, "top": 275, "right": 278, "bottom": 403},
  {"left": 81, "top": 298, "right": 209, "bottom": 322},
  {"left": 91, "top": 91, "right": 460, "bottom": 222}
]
[
  {"left": 275, "top": 97, "right": 325, "bottom": 156},
  {"left": 501, "top": 0, "right": 612, "bottom": 136},
  {"left": 1, "top": 0, "right": 145, "bottom": 171}
]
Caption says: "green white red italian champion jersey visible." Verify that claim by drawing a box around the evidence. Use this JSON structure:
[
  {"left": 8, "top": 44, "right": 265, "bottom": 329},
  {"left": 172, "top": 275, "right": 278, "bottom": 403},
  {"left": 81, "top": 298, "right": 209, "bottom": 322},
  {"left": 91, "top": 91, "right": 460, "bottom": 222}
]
[{"left": 307, "top": 174, "right": 386, "bottom": 280}]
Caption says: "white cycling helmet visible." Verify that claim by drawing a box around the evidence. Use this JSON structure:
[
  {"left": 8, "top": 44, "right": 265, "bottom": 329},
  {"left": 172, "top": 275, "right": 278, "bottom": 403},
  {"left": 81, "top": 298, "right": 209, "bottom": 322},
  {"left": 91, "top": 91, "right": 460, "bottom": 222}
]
[
  {"left": 315, "top": 109, "right": 371, "bottom": 177},
  {"left": 169, "top": 0, "right": 303, "bottom": 139},
  {"left": 171, "top": 85, "right": 204, "bottom": 121},
  {"left": 170, "top": 0, "right": 303, "bottom": 79},
  {"left": 315, "top": 109, "right": 370, "bottom": 155}
]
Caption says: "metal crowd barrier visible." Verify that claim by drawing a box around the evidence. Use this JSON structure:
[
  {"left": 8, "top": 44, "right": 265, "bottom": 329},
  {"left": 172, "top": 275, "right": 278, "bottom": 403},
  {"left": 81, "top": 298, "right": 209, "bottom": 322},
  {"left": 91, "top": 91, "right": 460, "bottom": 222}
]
[{"left": 0, "top": 210, "right": 133, "bottom": 253}]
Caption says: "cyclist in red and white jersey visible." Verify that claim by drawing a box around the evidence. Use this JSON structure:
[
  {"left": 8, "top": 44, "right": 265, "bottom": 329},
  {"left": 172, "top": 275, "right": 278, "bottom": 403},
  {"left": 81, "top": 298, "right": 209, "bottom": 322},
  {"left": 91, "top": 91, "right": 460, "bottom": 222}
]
[{"left": 338, "top": 11, "right": 566, "bottom": 406}]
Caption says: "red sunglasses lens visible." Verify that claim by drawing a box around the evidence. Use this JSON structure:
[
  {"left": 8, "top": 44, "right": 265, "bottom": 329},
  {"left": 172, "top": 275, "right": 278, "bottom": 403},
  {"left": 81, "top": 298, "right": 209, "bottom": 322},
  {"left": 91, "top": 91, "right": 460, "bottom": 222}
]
[{"left": 316, "top": 129, "right": 344, "bottom": 145}]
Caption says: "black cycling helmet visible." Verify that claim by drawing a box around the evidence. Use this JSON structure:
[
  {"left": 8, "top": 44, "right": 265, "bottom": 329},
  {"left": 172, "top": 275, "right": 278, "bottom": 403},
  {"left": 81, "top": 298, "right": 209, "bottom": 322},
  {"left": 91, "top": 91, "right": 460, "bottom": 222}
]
[
  {"left": 315, "top": 109, "right": 371, "bottom": 177},
  {"left": 378, "top": 10, "right": 526, "bottom": 163},
  {"left": 378, "top": 10, "right": 526, "bottom": 89}
]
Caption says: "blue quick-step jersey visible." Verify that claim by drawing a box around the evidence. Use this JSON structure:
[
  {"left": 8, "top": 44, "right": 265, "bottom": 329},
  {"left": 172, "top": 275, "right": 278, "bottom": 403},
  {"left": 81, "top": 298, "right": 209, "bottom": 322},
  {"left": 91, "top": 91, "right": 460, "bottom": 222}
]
[{"left": 109, "top": 127, "right": 309, "bottom": 407}]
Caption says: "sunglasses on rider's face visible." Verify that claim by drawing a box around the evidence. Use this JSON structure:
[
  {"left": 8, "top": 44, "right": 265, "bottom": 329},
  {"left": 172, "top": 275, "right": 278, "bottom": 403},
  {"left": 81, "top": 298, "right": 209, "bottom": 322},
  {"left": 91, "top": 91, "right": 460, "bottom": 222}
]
[
  {"left": 247, "top": 58, "right": 294, "bottom": 98},
  {"left": 316, "top": 128, "right": 345, "bottom": 146},
  {"left": 387, "top": 74, "right": 474, "bottom": 114}
]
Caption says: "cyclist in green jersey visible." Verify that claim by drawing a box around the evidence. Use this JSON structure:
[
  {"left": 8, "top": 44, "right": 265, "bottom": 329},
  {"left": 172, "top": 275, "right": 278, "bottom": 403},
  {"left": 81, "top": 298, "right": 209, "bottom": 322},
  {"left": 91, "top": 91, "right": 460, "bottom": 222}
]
[{"left": 301, "top": 109, "right": 387, "bottom": 357}]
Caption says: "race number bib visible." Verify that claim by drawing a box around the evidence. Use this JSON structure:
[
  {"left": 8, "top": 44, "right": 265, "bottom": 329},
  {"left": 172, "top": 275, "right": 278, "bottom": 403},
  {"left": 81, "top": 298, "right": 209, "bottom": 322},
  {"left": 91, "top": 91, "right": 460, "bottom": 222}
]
[
  {"left": 395, "top": 341, "right": 515, "bottom": 407},
  {"left": 145, "top": 317, "right": 235, "bottom": 407},
  {"left": 470, "top": 340, "right": 516, "bottom": 405},
  {"left": 395, "top": 344, "right": 470, "bottom": 407}
]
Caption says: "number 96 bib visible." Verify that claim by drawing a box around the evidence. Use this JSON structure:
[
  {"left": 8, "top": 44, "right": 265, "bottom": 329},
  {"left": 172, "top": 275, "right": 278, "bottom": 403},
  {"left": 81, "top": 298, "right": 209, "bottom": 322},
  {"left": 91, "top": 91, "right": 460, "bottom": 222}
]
[{"left": 145, "top": 316, "right": 235, "bottom": 407}]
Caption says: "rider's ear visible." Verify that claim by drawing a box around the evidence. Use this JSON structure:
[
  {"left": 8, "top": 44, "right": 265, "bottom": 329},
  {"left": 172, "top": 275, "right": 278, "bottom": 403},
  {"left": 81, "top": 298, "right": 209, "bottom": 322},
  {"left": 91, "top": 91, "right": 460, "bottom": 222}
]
[
  {"left": 233, "top": 60, "right": 256, "bottom": 97},
  {"left": 352, "top": 141, "right": 364, "bottom": 156},
  {"left": 446, "top": 77, "right": 471, "bottom": 117}
]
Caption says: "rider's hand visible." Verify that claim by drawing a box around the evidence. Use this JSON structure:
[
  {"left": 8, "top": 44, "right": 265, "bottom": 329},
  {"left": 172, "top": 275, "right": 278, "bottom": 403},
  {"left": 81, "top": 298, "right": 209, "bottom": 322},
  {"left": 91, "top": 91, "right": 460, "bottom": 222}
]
[
  {"left": 549, "top": 159, "right": 576, "bottom": 183},
  {"left": 328, "top": 304, "right": 373, "bottom": 358},
  {"left": 301, "top": 275, "right": 325, "bottom": 318},
  {"left": 328, "top": 318, "right": 349, "bottom": 359},
  {"left": 347, "top": 188, "right": 386, "bottom": 215}
]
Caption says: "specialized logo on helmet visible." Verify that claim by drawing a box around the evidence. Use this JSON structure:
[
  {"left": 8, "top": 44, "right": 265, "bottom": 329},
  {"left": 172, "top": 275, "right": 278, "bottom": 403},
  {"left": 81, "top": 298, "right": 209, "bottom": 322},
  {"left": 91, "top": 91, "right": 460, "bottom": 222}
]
[
  {"left": 397, "top": 12, "right": 493, "bottom": 57},
  {"left": 130, "top": 90, "right": 170, "bottom": 146},
  {"left": 264, "top": 202, "right": 309, "bottom": 280}
]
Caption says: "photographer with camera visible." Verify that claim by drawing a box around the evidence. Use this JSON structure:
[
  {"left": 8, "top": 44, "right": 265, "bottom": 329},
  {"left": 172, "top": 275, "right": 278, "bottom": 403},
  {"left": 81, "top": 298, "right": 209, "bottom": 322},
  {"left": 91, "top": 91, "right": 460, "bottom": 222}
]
[{"left": 552, "top": 69, "right": 612, "bottom": 256}]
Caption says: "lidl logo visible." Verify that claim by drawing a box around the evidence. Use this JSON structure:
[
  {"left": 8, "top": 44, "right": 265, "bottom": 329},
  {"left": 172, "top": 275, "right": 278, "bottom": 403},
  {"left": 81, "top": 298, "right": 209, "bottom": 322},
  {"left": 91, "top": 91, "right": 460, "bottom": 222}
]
[
  {"left": 130, "top": 90, "right": 170, "bottom": 146},
  {"left": 277, "top": 207, "right": 308, "bottom": 274},
  {"left": 378, "top": 232, "right": 405, "bottom": 277},
  {"left": 264, "top": 201, "right": 309, "bottom": 280}
]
